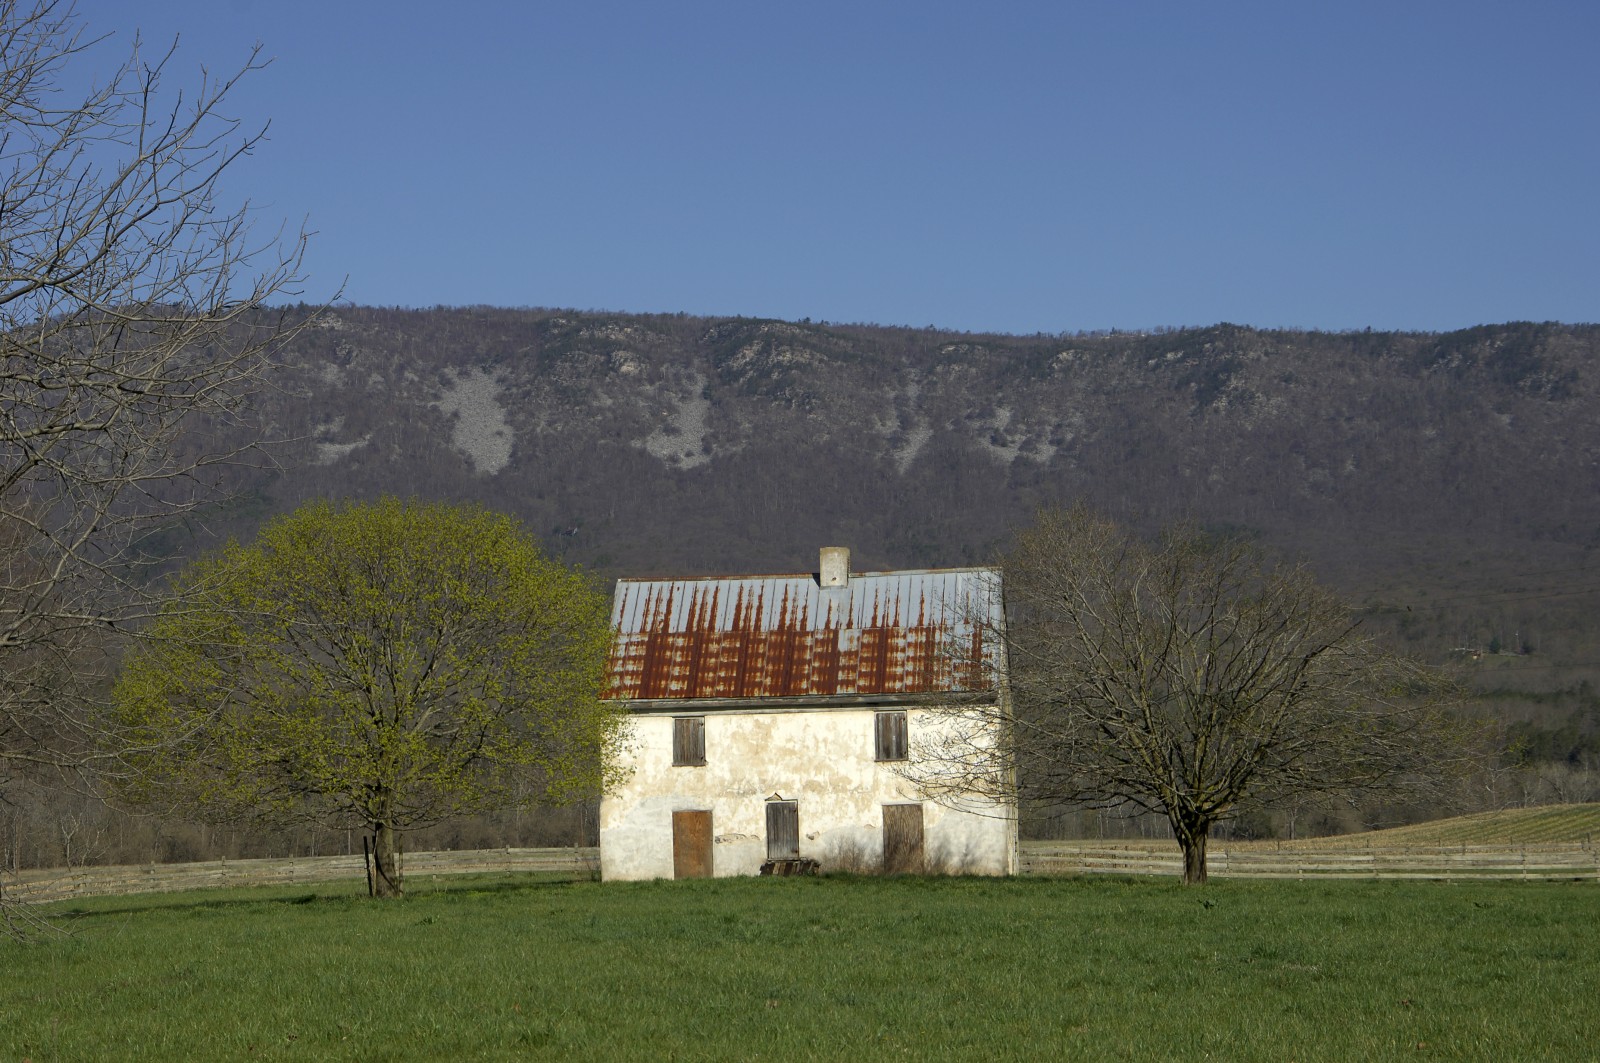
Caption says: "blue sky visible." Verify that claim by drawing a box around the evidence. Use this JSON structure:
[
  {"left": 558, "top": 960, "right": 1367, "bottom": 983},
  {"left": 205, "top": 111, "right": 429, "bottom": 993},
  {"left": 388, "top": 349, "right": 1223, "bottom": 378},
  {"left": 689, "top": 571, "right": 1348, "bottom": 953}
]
[{"left": 78, "top": 1, "right": 1600, "bottom": 334}]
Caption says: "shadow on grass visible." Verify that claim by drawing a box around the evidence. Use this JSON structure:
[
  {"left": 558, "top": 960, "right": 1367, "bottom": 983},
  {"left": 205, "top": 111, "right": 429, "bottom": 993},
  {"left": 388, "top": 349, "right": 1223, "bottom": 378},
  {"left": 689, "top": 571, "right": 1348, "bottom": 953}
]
[
  {"left": 40, "top": 868, "right": 1221, "bottom": 928},
  {"left": 44, "top": 871, "right": 594, "bottom": 923}
]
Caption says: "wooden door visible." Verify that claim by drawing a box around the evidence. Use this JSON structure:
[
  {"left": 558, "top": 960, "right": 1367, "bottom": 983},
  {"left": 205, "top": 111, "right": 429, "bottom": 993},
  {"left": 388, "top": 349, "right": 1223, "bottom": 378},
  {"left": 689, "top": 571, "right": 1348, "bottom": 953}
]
[
  {"left": 672, "top": 809, "right": 713, "bottom": 879},
  {"left": 882, "top": 803, "right": 925, "bottom": 874},
  {"left": 765, "top": 800, "right": 799, "bottom": 861}
]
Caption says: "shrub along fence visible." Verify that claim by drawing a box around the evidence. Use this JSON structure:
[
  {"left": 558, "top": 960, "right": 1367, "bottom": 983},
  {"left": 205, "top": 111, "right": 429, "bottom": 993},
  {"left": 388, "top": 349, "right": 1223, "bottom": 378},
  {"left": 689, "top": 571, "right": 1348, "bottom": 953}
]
[
  {"left": 1020, "top": 841, "right": 1600, "bottom": 880},
  {"left": 6, "top": 840, "right": 1598, "bottom": 903}
]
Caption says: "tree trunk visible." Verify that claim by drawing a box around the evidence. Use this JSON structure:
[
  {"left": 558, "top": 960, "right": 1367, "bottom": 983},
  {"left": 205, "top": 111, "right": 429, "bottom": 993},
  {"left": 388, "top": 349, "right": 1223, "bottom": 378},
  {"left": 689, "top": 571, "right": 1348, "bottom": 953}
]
[
  {"left": 1170, "top": 813, "right": 1210, "bottom": 885},
  {"left": 371, "top": 822, "right": 403, "bottom": 899},
  {"left": 1180, "top": 831, "right": 1208, "bottom": 885}
]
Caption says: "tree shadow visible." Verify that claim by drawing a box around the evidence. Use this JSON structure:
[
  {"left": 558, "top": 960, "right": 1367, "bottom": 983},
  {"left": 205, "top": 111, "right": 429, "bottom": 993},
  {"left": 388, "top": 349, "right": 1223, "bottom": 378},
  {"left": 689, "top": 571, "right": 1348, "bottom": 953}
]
[{"left": 40, "top": 872, "right": 593, "bottom": 923}]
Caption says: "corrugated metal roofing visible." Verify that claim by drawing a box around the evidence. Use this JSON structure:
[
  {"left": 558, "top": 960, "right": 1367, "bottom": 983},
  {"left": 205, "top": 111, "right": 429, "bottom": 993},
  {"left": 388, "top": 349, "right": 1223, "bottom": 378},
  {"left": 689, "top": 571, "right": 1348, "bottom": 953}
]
[{"left": 605, "top": 566, "right": 1003, "bottom": 702}]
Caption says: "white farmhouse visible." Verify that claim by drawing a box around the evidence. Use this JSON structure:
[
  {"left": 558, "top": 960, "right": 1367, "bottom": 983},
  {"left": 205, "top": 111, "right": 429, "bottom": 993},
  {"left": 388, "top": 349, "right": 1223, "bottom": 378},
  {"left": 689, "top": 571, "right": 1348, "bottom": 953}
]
[{"left": 599, "top": 547, "right": 1016, "bottom": 880}]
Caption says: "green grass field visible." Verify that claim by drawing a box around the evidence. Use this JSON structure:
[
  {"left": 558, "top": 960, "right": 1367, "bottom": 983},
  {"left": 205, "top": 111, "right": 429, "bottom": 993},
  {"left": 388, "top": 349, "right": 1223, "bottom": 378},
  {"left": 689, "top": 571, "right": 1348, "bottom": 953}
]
[{"left": 4, "top": 873, "right": 1596, "bottom": 1061}]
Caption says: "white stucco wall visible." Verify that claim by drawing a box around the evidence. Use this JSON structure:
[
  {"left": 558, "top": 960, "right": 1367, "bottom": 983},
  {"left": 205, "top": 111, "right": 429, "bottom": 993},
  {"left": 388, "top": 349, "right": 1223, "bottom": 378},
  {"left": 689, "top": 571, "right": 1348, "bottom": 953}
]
[{"left": 599, "top": 705, "right": 1016, "bottom": 880}]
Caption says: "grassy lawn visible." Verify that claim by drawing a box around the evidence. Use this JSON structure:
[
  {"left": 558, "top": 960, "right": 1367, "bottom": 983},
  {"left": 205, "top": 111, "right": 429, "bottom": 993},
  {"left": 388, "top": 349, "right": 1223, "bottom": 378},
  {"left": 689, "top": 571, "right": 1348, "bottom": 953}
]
[{"left": 3, "top": 873, "right": 1596, "bottom": 1061}]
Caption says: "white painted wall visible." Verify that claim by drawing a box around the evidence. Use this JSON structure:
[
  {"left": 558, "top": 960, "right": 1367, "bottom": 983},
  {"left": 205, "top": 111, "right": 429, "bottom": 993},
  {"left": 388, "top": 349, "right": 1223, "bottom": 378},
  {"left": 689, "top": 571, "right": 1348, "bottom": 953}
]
[{"left": 599, "top": 705, "right": 1016, "bottom": 880}]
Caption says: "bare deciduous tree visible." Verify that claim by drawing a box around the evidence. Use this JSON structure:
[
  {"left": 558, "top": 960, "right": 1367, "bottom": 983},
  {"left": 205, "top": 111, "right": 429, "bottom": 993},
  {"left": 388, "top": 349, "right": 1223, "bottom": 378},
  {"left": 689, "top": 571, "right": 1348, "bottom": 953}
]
[
  {"left": 913, "top": 508, "right": 1476, "bottom": 884},
  {"left": 0, "top": 0, "right": 309, "bottom": 773}
]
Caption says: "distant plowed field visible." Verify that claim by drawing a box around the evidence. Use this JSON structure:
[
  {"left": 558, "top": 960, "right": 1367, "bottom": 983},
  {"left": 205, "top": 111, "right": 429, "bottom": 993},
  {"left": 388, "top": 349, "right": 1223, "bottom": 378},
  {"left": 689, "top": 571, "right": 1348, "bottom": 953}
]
[{"left": 1278, "top": 802, "right": 1600, "bottom": 848}]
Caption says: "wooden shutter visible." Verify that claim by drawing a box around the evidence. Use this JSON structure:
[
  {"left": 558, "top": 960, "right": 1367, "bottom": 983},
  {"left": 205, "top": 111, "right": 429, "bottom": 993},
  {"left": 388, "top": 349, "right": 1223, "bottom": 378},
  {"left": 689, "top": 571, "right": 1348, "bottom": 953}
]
[
  {"left": 874, "top": 711, "right": 908, "bottom": 761},
  {"left": 672, "top": 809, "right": 713, "bottom": 878},
  {"left": 882, "top": 803, "right": 925, "bottom": 874},
  {"left": 672, "top": 717, "right": 706, "bottom": 766},
  {"left": 765, "top": 800, "right": 799, "bottom": 860}
]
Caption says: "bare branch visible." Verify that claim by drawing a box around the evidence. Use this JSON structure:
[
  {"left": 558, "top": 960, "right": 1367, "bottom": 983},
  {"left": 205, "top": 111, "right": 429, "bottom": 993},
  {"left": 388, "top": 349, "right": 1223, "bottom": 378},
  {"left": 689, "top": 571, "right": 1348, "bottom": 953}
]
[
  {"left": 911, "top": 507, "right": 1483, "bottom": 883},
  {"left": 0, "top": 0, "right": 315, "bottom": 773}
]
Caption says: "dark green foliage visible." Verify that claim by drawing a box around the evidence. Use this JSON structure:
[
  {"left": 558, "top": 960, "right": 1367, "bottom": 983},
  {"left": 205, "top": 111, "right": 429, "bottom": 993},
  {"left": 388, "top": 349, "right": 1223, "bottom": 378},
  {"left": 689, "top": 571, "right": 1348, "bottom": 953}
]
[{"left": 1505, "top": 713, "right": 1600, "bottom": 767}]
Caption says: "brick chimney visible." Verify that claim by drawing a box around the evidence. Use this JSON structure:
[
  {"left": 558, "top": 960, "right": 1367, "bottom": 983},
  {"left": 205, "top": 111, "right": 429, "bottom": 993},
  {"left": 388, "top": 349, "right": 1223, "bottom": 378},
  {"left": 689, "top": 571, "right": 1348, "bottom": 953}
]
[{"left": 819, "top": 546, "right": 850, "bottom": 588}]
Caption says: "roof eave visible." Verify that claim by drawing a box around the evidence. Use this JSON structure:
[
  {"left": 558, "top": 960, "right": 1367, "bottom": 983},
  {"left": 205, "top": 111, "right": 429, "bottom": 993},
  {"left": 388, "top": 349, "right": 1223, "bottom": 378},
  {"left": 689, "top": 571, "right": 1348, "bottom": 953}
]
[{"left": 613, "top": 689, "right": 999, "bottom": 714}]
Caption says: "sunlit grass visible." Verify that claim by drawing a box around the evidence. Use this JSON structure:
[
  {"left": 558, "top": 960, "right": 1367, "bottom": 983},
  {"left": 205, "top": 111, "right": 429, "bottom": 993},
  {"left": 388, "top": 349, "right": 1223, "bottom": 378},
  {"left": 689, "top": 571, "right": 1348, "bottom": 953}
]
[{"left": 4, "top": 873, "right": 1596, "bottom": 1061}]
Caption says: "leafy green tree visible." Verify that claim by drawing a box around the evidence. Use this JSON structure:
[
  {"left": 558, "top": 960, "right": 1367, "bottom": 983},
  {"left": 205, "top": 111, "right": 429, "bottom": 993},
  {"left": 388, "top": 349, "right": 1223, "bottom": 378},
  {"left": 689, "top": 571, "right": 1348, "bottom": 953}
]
[{"left": 111, "top": 498, "right": 621, "bottom": 897}]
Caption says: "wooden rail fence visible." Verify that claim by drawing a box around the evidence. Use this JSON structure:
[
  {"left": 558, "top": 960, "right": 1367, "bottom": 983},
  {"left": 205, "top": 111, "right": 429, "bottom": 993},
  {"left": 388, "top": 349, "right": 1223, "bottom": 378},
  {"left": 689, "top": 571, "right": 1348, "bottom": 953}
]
[
  {"left": 1, "top": 847, "right": 599, "bottom": 904},
  {"left": 1020, "top": 841, "right": 1600, "bottom": 880},
  {"left": 5, "top": 840, "right": 1596, "bottom": 903}
]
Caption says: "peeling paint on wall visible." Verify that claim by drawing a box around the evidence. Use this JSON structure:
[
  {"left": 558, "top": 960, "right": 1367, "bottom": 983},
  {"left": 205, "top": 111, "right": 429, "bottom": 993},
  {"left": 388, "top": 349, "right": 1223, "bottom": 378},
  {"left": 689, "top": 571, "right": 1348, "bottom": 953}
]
[
  {"left": 600, "top": 558, "right": 1014, "bottom": 881},
  {"left": 599, "top": 706, "right": 1015, "bottom": 880}
]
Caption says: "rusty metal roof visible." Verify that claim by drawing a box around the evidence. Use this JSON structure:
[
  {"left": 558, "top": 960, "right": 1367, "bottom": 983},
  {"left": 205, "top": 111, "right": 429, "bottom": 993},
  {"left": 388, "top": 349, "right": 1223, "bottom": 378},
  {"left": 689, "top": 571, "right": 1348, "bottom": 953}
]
[{"left": 605, "top": 566, "right": 1003, "bottom": 703}]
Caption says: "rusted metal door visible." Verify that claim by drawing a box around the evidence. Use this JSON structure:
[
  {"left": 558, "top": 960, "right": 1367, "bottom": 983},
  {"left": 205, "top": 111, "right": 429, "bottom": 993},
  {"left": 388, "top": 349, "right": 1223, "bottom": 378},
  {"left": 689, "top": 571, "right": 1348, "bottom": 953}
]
[
  {"left": 882, "top": 803, "right": 925, "bottom": 874},
  {"left": 672, "top": 809, "right": 713, "bottom": 879},
  {"left": 766, "top": 800, "right": 799, "bottom": 861}
]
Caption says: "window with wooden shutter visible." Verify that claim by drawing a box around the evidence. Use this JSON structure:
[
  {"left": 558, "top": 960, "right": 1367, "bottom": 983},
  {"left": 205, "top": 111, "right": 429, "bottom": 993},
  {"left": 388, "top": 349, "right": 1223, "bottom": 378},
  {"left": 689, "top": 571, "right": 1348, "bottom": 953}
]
[
  {"left": 874, "top": 710, "right": 908, "bottom": 762},
  {"left": 672, "top": 717, "right": 705, "bottom": 766}
]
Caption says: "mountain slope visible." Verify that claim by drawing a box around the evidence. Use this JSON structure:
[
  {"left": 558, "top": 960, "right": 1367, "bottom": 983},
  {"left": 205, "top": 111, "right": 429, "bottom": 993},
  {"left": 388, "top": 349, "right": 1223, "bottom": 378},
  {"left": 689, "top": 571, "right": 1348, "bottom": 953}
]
[{"left": 198, "top": 308, "right": 1600, "bottom": 702}]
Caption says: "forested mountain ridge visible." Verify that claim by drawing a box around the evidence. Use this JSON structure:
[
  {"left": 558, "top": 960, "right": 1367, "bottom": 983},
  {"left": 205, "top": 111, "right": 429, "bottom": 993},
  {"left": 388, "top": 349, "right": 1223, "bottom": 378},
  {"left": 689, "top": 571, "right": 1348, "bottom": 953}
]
[
  {"left": 130, "top": 310, "right": 1579, "bottom": 727},
  {"left": 226, "top": 309, "right": 1600, "bottom": 684},
  {"left": 232, "top": 306, "right": 1600, "bottom": 814}
]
